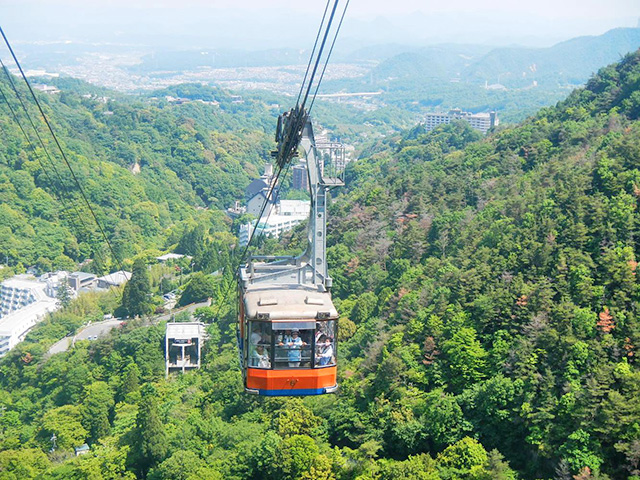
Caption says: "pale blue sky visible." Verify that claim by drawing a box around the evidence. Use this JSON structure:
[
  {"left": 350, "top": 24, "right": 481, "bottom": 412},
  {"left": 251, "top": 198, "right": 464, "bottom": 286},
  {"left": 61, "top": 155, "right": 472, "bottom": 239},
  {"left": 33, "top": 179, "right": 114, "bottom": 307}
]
[{"left": 4, "top": 0, "right": 640, "bottom": 48}]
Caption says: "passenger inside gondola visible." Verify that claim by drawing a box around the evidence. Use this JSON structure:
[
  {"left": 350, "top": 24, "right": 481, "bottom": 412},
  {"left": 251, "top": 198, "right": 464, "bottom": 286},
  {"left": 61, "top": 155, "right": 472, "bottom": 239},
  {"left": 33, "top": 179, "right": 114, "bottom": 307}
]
[
  {"left": 315, "top": 334, "right": 334, "bottom": 366},
  {"left": 251, "top": 345, "right": 271, "bottom": 368},
  {"left": 274, "top": 326, "right": 312, "bottom": 368}
]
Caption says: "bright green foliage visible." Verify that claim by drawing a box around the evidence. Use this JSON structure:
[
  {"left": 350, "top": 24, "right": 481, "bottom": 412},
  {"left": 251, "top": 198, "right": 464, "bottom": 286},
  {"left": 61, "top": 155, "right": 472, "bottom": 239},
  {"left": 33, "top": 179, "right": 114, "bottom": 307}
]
[
  {"left": 118, "top": 362, "right": 141, "bottom": 401},
  {"left": 559, "top": 429, "right": 604, "bottom": 475},
  {"left": 128, "top": 385, "right": 167, "bottom": 476},
  {"left": 421, "top": 389, "right": 470, "bottom": 450},
  {"left": 45, "top": 439, "right": 135, "bottom": 480},
  {"left": 441, "top": 327, "right": 488, "bottom": 392},
  {"left": 0, "top": 448, "right": 50, "bottom": 479},
  {"left": 80, "top": 381, "right": 115, "bottom": 443},
  {"left": 300, "top": 454, "right": 335, "bottom": 480},
  {"left": 352, "top": 291, "right": 379, "bottom": 323},
  {"left": 148, "top": 451, "right": 222, "bottom": 480},
  {"left": 0, "top": 76, "right": 267, "bottom": 271},
  {"left": 39, "top": 405, "right": 88, "bottom": 451},
  {"left": 379, "top": 453, "right": 441, "bottom": 480},
  {"left": 178, "top": 272, "right": 216, "bottom": 306},
  {"left": 276, "top": 434, "right": 320, "bottom": 480},
  {"left": 271, "top": 401, "right": 322, "bottom": 438},
  {"left": 437, "top": 437, "right": 489, "bottom": 478}
]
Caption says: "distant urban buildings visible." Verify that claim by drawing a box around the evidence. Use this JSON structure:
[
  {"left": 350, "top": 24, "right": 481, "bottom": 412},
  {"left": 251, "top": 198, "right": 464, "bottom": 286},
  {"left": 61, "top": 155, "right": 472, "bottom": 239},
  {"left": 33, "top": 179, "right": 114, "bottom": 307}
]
[
  {"left": 233, "top": 129, "right": 353, "bottom": 246},
  {"left": 32, "top": 84, "right": 60, "bottom": 95},
  {"left": 292, "top": 160, "right": 308, "bottom": 191},
  {"left": 315, "top": 131, "right": 352, "bottom": 177},
  {"left": 0, "top": 274, "right": 61, "bottom": 356},
  {"left": 236, "top": 163, "right": 311, "bottom": 246},
  {"left": 0, "top": 269, "right": 131, "bottom": 356},
  {"left": 423, "top": 109, "right": 499, "bottom": 134}
]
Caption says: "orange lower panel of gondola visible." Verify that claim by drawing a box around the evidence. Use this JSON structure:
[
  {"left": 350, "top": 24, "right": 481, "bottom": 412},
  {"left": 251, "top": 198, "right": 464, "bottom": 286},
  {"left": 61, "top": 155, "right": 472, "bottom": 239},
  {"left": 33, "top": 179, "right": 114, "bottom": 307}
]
[{"left": 246, "top": 367, "right": 337, "bottom": 396}]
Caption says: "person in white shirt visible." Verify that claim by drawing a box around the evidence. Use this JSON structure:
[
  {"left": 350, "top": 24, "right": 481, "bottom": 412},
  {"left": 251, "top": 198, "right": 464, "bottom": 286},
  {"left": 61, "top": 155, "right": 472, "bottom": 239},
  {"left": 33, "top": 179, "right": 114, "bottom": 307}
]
[
  {"left": 251, "top": 345, "right": 270, "bottom": 368},
  {"left": 315, "top": 334, "right": 333, "bottom": 366}
]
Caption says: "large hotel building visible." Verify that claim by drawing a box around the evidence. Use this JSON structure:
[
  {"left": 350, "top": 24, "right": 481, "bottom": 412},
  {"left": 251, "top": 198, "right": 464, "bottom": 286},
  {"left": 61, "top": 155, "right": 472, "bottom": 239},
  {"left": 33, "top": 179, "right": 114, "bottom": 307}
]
[{"left": 423, "top": 109, "right": 499, "bottom": 134}]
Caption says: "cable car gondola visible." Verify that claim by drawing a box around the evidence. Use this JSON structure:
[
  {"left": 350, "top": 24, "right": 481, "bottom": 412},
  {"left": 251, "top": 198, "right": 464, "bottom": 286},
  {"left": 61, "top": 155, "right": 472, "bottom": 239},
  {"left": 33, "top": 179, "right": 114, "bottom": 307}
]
[{"left": 238, "top": 117, "right": 343, "bottom": 396}]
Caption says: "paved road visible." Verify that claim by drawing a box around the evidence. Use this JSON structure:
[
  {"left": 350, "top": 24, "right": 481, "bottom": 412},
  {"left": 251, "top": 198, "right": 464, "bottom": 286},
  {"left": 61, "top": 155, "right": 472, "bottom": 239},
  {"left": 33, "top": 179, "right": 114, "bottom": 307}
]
[
  {"left": 46, "top": 300, "right": 211, "bottom": 356},
  {"left": 47, "top": 319, "right": 123, "bottom": 356},
  {"left": 74, "top": 319, "right": 124, "bottom": 342},
  {"left": 48, "top": 336, "right": 73, "bottom": 355}
]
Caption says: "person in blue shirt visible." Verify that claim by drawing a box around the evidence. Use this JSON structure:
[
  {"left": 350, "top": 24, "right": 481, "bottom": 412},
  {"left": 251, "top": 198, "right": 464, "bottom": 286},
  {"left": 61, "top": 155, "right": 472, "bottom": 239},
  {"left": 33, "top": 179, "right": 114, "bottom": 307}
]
[{"left": 285, "top": 329, "right": 304, "bottom": 367}]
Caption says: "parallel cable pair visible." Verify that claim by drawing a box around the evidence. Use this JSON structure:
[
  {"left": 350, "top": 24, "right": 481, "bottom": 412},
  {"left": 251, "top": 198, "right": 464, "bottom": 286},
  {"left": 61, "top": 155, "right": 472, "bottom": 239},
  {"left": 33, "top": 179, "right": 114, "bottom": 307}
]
[
  {"left": 0, "top": 61, "right": 93, "bottom": 247},
  {"left": 241, "top": 0, "right": 348, "bottom": 259},
  {"left": 0, "top": 26, "right": 128, "bottom": 280},
  {"left": 209, "top": 0, "right": 350, "bottom": 324}
]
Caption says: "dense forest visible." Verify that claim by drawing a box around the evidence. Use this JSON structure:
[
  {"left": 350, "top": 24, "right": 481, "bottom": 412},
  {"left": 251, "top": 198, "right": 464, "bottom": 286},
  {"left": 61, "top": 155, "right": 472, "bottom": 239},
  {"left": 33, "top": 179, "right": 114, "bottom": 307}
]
[
  {"left": 0, "top": 77, "right": 273, "bottom": 276},
  {"left": 1, "top": 49, "right": 640, "bottom": 479}
]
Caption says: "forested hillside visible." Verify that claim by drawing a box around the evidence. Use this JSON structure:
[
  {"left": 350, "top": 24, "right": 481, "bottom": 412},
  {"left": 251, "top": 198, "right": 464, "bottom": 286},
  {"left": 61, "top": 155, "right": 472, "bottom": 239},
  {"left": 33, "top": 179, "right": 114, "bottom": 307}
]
[
  {"left": 0, "top": 78, "right": 272, "bottom": 275},
  {"left": 324, "top": 49, "right": 640, "bottom": 478},
  {"left": 2, "top": 50, "right": 640, "bottom": 479}
]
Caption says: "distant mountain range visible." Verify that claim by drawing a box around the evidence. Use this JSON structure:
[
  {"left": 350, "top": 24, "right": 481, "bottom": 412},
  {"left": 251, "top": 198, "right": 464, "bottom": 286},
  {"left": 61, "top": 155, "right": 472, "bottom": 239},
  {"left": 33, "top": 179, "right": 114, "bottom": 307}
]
[
  {"left": 129, "top": 27, "right": 640, "bottom": 91},
  {"left": 369, "top": 27, "right": 640, "bottom": 88}
]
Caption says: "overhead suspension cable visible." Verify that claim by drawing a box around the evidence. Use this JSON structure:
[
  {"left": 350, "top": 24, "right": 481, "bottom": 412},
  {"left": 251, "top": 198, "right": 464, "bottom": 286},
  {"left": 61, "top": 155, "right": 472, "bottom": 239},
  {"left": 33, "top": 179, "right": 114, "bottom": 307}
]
[
  {"left": 298, "top": 0, "right": 339, "bottom": 111},
  {"left": 243, "top": 0, "right": 345, "bottom": 260},
  {"left": 309, "top": 0, "right": 350, "bottom": 113},
  {"left": 208, "top": 1, "right": 348, "bottom": 321},
  {"left": 296, "top": 0, "right": 332, "bottom": 107},
  {"left": 0, "top": 26, "right": 128, "bottom": 279},
  {"left": 0, "top": 81, "right": 88, "bottom": 241}
]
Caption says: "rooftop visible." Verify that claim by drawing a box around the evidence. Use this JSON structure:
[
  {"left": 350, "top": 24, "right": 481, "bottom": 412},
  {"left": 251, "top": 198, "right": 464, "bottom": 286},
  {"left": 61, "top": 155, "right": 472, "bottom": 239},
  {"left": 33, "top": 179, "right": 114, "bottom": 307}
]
[
  {"left": 69, "top": 272, "right": 97, "bottom": 281},
  {"left": 0, "top": 295, "right": 57, "bottom": 335},
  {"left": 279, "top": 199, "right": 310, "bottom": 207},
  {"left": 1, "top": 276, "right": 44, "bottom": 291},
  {"left": 97, "top": 271, "right": 131, "bottom": 286},
  {"left": 157, "top": 253, "right": 186, "bottom": 262},
  {"left": 245, "top": 178, "right": 269, "bottom": 199},
  {"left": 243, "top": 285, "right": 338, "bottom": 321},
  {"left": 166, "top": 322, "right": 205, "bottom": 339}
]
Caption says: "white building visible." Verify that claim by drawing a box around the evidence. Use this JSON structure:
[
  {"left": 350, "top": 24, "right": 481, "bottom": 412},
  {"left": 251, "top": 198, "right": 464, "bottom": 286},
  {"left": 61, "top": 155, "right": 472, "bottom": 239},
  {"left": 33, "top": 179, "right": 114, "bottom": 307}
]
[
  {"left": 278, "top": 200, "right": 311, "bottom": 217},
  {"left": 0, "top": 276, "right": 59, "bottom": 356},
  {"left": 156, "top": 253, "right": 186, "bottom": 263},
  {"left": 423, "top": 109, "right": 499, "bottom": 134},
  {"left": 238, "top": 200, "right": 310, "bottom": 247},
  {"left": 41, "top": 271, "right": 69, "bottom": 297},
  {"left": 239, "top": 214, "right": 307, "bottom": 247}
]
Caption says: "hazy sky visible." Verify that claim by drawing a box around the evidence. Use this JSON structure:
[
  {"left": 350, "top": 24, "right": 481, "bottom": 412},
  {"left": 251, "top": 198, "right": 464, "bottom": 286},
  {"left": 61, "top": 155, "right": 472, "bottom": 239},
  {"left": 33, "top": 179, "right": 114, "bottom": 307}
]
[{"left": 4, "top": 0, "right": 640, "bottom": 49}]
